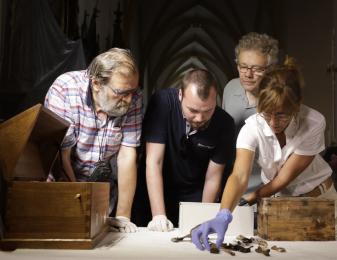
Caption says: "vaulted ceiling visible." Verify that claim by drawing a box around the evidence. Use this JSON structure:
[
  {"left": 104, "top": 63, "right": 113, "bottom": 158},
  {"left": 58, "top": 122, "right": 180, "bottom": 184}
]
[{"left": 125, "top": 0, "right": 276, "bottom": 102}]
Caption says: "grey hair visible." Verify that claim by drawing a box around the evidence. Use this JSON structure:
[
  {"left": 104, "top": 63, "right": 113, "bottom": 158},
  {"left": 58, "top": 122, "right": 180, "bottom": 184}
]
[
  {"left": 235, "top": 32, "right": 279, "bottom": 65},
  {"left": 87, "top": 48, "right": 138, "bottom": 85}
]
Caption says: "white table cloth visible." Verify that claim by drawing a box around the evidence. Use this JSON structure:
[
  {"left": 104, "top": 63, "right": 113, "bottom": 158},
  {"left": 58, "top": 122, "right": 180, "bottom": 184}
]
[{"left": 1, "top": 228, "right": 337, "bottom": 260}]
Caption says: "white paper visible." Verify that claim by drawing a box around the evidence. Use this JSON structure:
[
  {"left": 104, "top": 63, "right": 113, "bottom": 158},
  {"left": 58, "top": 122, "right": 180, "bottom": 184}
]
[{"left": 178, "top": 202, "right": 254, "bottom": 237}]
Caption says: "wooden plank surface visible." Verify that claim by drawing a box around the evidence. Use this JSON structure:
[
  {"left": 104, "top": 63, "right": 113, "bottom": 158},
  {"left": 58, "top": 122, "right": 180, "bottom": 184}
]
[
  {"left": 257, "top": 197, "right": 335, "bottom": 241},
  {"left": 0, "top": 105, "right": 39, "bottom": 181},
  {"left": 90, "top": 182, "right": 110, "bottom": 238},
  {"left": 0, "top": 226, "right": 109, "bottom": 250},
  {"left": 0, "top": 104, "right": 70, "bottom": 181},
  {"left": 4, "top": 182, "right": 95, "bottom": 239}
]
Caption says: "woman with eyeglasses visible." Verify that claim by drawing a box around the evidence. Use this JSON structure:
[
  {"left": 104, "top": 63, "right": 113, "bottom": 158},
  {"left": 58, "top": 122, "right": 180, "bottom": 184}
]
[{"left": 191, "top": 57, "right": 337, "bottom": 251}]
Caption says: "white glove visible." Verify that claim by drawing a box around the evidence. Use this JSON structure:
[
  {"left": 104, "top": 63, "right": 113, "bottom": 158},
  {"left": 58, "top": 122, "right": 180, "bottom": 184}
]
[
  {"left": 147, "top": 215, "right": 174, "bottom": 232},
  {"left": 109, "top": 216, "right": 138, "bottom": 233}
]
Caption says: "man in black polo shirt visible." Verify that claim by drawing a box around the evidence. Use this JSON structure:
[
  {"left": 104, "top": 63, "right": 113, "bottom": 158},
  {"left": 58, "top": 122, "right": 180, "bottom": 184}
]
[{"left": 143, "top": 69, "right": 235, "bottom": 231}]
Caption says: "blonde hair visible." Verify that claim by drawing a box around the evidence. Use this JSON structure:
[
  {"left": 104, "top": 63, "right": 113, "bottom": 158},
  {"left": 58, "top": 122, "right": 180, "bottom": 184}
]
[
  {"left": 87, "top": 48, "right": 138, "bottom": 86},
  {"left": 235, "top": 32, "right": 279, "bottom": 65},
  {"left": 257, "top": 56, "right": 303, "bottom": 115}
]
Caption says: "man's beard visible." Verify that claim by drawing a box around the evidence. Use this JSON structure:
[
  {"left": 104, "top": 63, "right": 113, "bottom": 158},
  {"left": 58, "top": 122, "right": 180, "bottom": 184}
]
[
  {"left": 96, "top": 91, "right": 130, "bottom": 117},
  {"left": 105, "top": 102, "right": 130, "bottom": 117}
]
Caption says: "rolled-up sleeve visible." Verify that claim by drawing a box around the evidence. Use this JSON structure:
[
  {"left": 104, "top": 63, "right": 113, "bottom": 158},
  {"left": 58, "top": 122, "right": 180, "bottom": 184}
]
[
  {"left": 44, "top": 75, "right": 77, "bottom": 149},
  {"left": 121, "top": 89, "right": 143, "bottom": 147}
]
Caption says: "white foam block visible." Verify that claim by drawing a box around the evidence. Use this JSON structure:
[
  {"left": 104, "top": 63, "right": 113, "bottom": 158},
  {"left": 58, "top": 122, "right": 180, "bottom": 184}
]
[{"left": 178, "top": 202, "right": 254, "bottom": 237}]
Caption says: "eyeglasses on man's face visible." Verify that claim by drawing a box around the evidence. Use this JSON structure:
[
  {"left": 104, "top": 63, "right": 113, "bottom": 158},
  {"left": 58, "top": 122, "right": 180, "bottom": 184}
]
[
  {"left": 108, "top": 86, "right": 138, "bottom": 98},
  {"left": 261, "top": 112, "right": 293, "bottom": 123},
  {"left": 237, "top": 63, "right": 267, "bottom": 76}
]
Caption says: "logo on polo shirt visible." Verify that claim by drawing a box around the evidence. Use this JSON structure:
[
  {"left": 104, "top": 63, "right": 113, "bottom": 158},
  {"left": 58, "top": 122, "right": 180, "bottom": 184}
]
[{"left": 197, "top": 143, "right": 215, "bottom": 149}]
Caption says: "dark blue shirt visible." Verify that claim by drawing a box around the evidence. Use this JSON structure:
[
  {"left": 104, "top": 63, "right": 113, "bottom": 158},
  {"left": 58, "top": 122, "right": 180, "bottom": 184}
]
[{"left": 143, "top": 88, "right": 235, "bottom": 198}]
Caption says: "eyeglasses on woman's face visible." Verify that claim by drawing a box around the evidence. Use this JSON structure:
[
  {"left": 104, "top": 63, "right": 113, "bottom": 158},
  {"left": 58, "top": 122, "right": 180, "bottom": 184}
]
[{"left": 261, "top": 112, "right": 293, "bottom": 123}]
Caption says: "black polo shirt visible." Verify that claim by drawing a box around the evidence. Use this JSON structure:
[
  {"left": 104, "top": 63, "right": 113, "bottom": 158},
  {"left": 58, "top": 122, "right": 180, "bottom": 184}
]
[{"left": 143, "top": 88, "right": 235, "bottom": 199}]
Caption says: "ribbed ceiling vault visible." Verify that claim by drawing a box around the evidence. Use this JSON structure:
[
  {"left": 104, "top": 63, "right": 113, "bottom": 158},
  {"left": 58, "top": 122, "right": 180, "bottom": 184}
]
[{"left": 127, "top": 0, "right": 275, "bottom": 103}]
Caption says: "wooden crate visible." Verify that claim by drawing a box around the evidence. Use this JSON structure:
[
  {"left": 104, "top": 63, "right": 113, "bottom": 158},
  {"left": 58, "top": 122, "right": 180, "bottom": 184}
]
[
  {"left": 257, "top": 197, "right": 335, "bottom": 241},
  {"left": 1, "top": 181, "right": 109, "bottom": 249},
  {"left": 0, "top": 105, "right": 110, "bottom": 249}
]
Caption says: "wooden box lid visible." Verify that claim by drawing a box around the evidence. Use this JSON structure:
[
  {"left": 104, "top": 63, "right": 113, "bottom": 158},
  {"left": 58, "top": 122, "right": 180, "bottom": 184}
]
[{"left": 0, "top": 104, "right": 70, "bottom": 182}]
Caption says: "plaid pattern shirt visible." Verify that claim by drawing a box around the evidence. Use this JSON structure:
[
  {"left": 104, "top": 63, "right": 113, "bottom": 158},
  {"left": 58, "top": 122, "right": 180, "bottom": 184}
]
[{"left": 45, "top": 70, "right": 142, "bottom": 180}]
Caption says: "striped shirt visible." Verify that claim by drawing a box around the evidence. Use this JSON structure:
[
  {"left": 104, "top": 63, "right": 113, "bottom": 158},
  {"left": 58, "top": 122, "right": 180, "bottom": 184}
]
[{"left": 45, "top": 70, "right": 142, "bottom": 180}]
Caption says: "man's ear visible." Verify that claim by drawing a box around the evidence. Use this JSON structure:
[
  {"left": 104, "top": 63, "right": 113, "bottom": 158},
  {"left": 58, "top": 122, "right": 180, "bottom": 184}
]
[
  {"left": 91, "top": 79, "right": 101, "bottom": 93},
  {"left": 179, "top": 89, "right": 182, "bottom": 102}
]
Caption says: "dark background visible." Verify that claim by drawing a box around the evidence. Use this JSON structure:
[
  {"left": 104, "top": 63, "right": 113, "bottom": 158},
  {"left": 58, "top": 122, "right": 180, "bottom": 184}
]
[{"left": 0, "top": 0, "right": 336, "bottom": 145}]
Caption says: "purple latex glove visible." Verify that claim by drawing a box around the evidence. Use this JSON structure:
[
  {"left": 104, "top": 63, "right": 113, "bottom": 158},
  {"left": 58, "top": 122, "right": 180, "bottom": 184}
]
[{"left": 191, "top": 209, "right": 233, "bottom": 251}]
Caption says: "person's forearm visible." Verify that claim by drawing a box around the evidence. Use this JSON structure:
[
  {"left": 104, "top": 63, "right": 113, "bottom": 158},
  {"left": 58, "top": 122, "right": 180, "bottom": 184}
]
[
  {"left": 202, "top": 177, "right": 221, "bottom": 202},
  {"left": 116, "top": 172, "right": 136, "bottom": 218},
  {"left": 146, "top": 163, "right": 166, "bottom": 216},
  {"left": 243, "top": 175, "right": 294, "bottom": 205},
  {"left": 116, "top": 159, "right": 137, "bottom": 218},
  {"left": 254, "top": 173, "right": 292, "bottom": 199},
  {"left": 254, "top": 154, "right": 315, "bottom": 200},
  {"left": 61, "top": 148, "right": 76, "bottom": 181},
  {"left": 220, "top": 173, "right": 248, "bottom": 212},
  {"left": 220, "top": 148, "right": 254, "bottom": 211}
]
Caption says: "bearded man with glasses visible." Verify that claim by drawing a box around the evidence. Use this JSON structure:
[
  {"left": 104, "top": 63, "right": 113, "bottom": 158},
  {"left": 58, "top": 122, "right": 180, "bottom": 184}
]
[{"left": 45, "top": 48, "right": 142, "bottom": 233}]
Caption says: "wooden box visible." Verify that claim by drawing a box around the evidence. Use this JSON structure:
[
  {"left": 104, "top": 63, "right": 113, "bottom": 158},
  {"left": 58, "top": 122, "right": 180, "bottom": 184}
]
[
  {"left": 0, "top": 105, "right": 110, "bottom": 249},
  {"left": 257, "top": 197, "right": 335, "bottom": 241}
]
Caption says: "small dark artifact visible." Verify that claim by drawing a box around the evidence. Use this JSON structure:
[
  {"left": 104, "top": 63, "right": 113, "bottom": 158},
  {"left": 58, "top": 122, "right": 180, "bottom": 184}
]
[
  {"left": 171, "top": 233, "right": 191, "bottom": 243},
  {"left": 236, "top": 234, "right": 253, "bottom": 244},
  {"left": 271, "top": 245, "right": 286, "bottom": 252},
  {"left": 222, "top": 248, "right": 235, "bottom": 256},
  {"left": 250, "top": 237, "right": 268, "bottom": 247},
  {"left": 171, "top": 224, "right": 200, "bottom": 243},
  {"left": 210, "top": 243, "right": 220, "bottom": 254},
  {"left": 255, "top": 246, "right": 270, "bottom": 256},
  {"left": 222, "top": 243, "right": 251, "bottom": 253}
]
